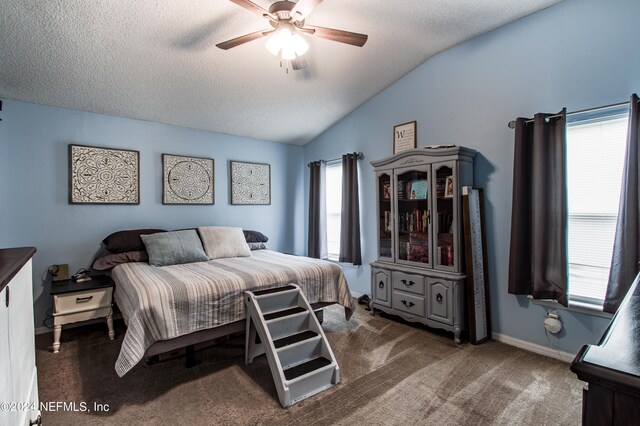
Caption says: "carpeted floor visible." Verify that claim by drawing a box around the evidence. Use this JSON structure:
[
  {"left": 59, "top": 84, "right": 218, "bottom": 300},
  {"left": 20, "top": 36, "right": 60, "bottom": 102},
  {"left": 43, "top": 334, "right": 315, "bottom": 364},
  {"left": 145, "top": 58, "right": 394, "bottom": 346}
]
[{"left": 35, "top": 303, "right": 583, "bottom": 425}]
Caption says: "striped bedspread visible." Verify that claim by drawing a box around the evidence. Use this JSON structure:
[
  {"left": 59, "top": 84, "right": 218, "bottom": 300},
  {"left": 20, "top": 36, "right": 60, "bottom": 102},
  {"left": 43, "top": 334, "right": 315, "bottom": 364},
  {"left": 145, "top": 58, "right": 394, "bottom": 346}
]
[{"left": 111, "top": 250, "right": 354, "bottom": 377}]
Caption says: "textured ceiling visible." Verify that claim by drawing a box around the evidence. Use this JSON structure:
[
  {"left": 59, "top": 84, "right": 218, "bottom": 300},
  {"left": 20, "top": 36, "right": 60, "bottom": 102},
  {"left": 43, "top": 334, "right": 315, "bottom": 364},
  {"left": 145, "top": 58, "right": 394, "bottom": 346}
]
[{"left": 0, "top": 0, "right": 561, "bottom": 145}]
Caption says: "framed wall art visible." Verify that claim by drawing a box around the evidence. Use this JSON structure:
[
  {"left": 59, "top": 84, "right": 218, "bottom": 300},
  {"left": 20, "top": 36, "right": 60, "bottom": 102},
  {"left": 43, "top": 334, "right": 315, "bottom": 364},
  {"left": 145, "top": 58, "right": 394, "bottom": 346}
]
[
  {"left": 444, "top": 176, "right": 455, "bottom": 198},
  {"left": 393, "top": 121, "right": 416, "bottom": 154},
  {"left": 230, "top": 161, "right": 271, "bottom": 205},
  {"left": 162, "top": 154, "right": 214, "bottom": 205},
  {"left": 69, "top": 144, "right": 139, "bottom": 204}
]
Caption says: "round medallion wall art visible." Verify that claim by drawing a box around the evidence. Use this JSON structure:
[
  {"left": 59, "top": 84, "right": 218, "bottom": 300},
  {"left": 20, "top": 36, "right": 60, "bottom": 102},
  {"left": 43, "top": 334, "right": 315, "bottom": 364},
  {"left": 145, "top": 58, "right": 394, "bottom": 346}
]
[
  {"left": 162, "top": 154, "right": 214, "bottom": 204},
  {"left": 69, "top": 144, "right": 140, "bottom": 204},
  {"left": 230, "top": 161, "right": 271, "bottom": 205}
]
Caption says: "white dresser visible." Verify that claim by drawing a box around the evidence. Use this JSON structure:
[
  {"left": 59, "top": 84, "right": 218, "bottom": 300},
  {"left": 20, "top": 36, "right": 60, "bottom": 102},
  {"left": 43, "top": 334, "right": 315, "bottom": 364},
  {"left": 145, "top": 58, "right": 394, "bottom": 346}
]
[{"left": 0, "top": 247, "right": 40, "bottom": 426}]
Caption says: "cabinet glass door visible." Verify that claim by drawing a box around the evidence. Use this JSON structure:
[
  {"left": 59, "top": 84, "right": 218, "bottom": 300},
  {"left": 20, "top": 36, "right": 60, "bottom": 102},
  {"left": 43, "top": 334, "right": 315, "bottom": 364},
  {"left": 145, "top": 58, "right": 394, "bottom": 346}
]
[
  {"left": 377, "top": 173, "right": 393, "bottom": 261},
  {"left": 394, "top": 166, "right": 431, "bottom": 267},
  {"left": 433, "top": 162, "right": 457, "bottom": 271}
]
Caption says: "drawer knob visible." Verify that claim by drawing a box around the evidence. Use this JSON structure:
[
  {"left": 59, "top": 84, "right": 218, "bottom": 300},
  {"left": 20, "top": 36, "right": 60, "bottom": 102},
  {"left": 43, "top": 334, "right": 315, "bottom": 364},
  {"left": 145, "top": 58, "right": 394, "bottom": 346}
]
[
  {"left": 401, "top": 300, "right": 415, "bottom": 308},
  {"left": 378, "top": 281, "right": 384, "bottom": 288},
  {"left": 76, "top": 295, "right": 94, "bottom": 303},
  {"left": 436, "top": 293, "right": 443, "bottom": 304}
]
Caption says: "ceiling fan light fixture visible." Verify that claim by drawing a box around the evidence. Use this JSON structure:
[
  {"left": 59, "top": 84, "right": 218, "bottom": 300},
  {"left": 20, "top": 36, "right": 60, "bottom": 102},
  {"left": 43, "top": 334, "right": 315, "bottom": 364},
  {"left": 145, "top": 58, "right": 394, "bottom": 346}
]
[
  {"left": 281, "top": 44, "right": 296, "bottom": 61},
  {"left": 265, "top": 31, "right": 283, "bottom": 55},
  {"left": 292, "top": 33, "right": 309, "bottom": 56}
]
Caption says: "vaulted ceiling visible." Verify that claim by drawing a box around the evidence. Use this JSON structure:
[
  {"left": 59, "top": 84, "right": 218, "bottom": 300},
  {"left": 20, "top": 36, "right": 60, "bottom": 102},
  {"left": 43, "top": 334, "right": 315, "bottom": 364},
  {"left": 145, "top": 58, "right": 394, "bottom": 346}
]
[{"left": 0, "top": 0, "right": 561, "bottom": 145}]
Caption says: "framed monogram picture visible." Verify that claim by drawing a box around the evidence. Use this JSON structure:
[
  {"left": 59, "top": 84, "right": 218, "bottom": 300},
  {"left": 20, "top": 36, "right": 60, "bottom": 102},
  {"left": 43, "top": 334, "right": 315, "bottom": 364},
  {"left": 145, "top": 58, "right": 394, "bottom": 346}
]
[
  {"left": 162, "top": 154, "right": 214, "bottom": 204},
  {"left": 230, "top": 161, "right": 271, "bottom": 205},
  {"left": 69, "top": 144, "right": 140, "bottom": 204},
  {"left": 393, "top": 121, "right": 417, "bottom": 154}
]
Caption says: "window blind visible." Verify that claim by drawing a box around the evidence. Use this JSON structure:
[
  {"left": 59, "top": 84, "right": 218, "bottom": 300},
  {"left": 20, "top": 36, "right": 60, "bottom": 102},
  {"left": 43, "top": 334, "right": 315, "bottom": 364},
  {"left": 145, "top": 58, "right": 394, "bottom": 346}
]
[{"left": 566, "top": 114, "right": 628, "bottom": 306}]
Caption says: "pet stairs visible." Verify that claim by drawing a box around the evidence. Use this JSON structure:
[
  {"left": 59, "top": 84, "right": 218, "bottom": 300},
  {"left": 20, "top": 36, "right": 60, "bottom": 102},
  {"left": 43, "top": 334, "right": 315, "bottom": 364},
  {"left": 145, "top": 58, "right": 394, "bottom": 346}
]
[{"left": 244, "top": 284, "right": 340, "bottom": 407}]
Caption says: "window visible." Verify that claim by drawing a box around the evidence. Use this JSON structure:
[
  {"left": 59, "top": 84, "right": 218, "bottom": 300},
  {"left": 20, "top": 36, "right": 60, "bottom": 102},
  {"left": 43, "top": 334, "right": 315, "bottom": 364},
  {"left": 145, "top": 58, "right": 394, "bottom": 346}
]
[
  {"left": 325, "top": 161, "right": 342, "bottom": 261},
  {"left": 566, "top": 106, "right": 628, "bottom": 308}
]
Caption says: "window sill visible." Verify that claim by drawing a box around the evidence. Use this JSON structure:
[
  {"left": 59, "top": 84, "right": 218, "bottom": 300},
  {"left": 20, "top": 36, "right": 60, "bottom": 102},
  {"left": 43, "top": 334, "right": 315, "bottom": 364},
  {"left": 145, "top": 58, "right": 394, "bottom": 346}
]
[
  {"left": 325, "top": 257, "right": 360, "bottom": 268},
  {"left": 527, "top": 295, "right": 613, "bottom": 319}
]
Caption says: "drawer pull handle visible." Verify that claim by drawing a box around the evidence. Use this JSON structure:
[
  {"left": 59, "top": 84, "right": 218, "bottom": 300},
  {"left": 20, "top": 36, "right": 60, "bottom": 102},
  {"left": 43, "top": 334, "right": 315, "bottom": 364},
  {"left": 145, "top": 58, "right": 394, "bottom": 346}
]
[
  {"left": 76, "top": 296, "right": 94, "bottom": 304},
  {"left": 379, "top": 281, "right": 384, "bottom": 288},
  {"left": 436, "top": 293, "right": 443, "bottom": 304},
  {"left": 401, "top": 279, "right": 415, "bottom": 287},
  {"left": 401, "top": 300, "right": 415, "bottom": 308}
]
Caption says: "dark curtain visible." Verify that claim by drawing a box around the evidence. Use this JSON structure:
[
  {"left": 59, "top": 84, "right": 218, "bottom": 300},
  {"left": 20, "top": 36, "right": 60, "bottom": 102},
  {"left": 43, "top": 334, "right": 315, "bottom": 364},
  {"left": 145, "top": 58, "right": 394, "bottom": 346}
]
[
  {"left": 308, "top": 161, "right": 327, "bottom": 259},
  {"left": 339, "top": 153, "right": 362, "bottom": 265},
  {"left": 508, "top": 110, "right": 568, "bottom": 306},
  {"left": 604, "top": 94, "right": 640, "bottom": 313}
]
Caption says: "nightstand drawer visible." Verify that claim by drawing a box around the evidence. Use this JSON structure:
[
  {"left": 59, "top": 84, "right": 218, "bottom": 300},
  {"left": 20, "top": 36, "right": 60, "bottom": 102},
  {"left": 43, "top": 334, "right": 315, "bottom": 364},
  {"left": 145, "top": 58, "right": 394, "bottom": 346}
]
[{"left": 54, "top": 287, "right": 113, "bottom": 315}]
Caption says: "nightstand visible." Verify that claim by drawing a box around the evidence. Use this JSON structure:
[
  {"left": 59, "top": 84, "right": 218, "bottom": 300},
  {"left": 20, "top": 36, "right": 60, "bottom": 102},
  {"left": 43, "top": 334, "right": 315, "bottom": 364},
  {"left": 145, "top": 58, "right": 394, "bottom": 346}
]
[{"left": 50, "top": 274, "right": 115, "bottom": 353}]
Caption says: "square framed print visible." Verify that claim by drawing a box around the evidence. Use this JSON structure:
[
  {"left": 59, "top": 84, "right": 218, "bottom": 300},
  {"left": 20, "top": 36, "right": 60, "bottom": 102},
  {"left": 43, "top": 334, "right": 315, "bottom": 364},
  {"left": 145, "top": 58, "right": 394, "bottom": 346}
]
[
  {"left": 162, "top": 154, "right": 214, "bottom": 204},
  {"left": 230, "top": 161, "right": 271, "bottom": 205},
  {"left": 69, "top": 144, "right": 140, "bottom": 204},
  {"left": 393, "top": 121, "right": 417, "bottom": 154}
]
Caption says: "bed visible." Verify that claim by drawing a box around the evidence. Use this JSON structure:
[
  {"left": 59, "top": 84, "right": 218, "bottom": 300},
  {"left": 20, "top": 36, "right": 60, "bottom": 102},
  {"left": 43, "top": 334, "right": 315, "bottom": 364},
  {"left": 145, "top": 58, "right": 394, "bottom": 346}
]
[{"left": 111, "top": 250, "right": 354, "bottom": 377}]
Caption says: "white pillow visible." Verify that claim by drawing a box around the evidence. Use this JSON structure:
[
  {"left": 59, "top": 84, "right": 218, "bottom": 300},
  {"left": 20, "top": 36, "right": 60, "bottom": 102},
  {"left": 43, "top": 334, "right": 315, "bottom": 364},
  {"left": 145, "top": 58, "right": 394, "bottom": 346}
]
[{"left": 197, "top": 226, "right": 251, "bottom": 260}]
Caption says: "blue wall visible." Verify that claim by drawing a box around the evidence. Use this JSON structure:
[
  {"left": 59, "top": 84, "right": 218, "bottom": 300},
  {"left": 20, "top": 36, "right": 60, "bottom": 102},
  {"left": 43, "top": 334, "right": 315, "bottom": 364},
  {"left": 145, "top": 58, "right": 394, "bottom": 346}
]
[
  {"left": 0, "top": 100, "right": 305, "bottom": 327},
  {"left": 304, "top": 0, "right": 640, "bottom": 354}
]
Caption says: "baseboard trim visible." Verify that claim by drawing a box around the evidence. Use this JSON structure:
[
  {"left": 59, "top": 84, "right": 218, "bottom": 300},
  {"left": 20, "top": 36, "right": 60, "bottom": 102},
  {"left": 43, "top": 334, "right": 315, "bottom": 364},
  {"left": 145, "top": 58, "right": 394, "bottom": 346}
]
[
  {"left": 492, "top": 332, "right": 576, "bottom": 363},
  {"left": 35, "top": 326, "right": 51, "bottom": 335}
]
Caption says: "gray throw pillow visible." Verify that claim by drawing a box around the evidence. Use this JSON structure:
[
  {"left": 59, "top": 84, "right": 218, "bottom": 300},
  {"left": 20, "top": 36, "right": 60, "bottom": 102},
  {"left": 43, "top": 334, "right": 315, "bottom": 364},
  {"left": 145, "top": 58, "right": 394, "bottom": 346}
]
[
  {"left": 141, "top": 230, "right": 208, "bottom": 267},
  {"left": 198, "top": 226, "right": 251, "bottom": 259}
]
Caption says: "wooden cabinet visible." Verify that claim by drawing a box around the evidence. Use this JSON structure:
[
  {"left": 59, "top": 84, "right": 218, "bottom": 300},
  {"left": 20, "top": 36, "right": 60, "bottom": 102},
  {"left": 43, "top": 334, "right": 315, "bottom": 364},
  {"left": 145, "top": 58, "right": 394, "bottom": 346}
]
[
  {"left": 570, "top": 273, "right": 640, "bottom": 425},
  {"left": 0, "top": 247, "right": 40, "bottom": 426},
  {"left": 372, "top": 268, "right": 391, "bottom": 307},
  {"left": 370, "top": 147, "right": 475, "bottom": 343}
]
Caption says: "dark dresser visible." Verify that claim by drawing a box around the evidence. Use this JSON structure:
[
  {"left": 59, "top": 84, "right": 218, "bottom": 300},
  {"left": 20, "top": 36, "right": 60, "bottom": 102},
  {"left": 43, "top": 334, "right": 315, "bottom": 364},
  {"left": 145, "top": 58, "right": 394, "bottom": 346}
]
[{"left": 570, "top": 274, "right": 640, "bottom": 425}]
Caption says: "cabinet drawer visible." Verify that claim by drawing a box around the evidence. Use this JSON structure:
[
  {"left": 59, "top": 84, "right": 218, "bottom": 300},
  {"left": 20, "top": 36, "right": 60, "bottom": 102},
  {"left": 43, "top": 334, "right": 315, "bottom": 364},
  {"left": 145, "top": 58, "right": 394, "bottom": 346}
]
[
  {"left": 426, "top": 278, "right": 453, "bottom": 325},
  {"left": 392, "top": 291, "right": 426, "bottom": 317},
  {"left": 392, "top": 272, "right": 424, "bottom": 295},
  {"left": 54, "top": 287, "right": 113, "bottom": 315},
  {"left": 372, "top": 268, "right": 391, "bottom": 307}
]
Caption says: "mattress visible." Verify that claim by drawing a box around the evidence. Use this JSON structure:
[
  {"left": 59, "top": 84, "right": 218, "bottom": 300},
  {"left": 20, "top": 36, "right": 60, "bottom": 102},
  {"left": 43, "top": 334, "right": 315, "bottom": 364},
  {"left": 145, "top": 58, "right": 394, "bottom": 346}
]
[{"left": 111, "top": 250, "right": 354, "bottom": 376}]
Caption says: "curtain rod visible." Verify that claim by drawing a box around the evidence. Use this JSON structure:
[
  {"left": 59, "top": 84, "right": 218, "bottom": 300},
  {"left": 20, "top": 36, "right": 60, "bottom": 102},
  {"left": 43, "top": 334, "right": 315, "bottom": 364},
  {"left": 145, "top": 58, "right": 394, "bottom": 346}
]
[
  {"left": 307, "top": 152, "right": 364, "bottom": 167},
  {"left": 507, "top": 100, "right": 633, "bottom": 129}
]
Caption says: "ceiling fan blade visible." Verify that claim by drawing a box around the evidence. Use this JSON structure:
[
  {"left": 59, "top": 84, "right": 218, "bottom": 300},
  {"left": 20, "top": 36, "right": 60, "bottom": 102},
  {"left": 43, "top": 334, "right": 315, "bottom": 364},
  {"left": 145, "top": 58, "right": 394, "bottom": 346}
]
[
  {"left": 291, "top": 0, "right": 323, "bottom": 21},
  {"left": 229, "top": 0, "right": 277, "bottom": 21},
  {"left": 216, "top": 29, "right": 273, "bottom": 50},
  {"left": 304, "top": 25, "right": 368, "bottom": 47}
]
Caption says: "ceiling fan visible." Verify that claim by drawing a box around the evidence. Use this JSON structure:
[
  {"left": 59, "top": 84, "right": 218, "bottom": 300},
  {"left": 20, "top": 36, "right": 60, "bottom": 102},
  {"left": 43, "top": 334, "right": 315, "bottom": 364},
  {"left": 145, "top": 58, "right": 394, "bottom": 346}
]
[{"left": 217, "top": 0, "right": 368, "bottom": 70}]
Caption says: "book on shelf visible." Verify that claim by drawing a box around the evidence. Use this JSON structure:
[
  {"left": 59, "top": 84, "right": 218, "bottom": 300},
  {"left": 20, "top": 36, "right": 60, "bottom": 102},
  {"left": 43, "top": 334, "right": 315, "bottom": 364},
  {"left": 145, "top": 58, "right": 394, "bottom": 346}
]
[
  {"left": 408, "top": 243, "right": 428, "bottom": 263},
  {"left": 397, "top": 179, "right": 407, "bottom": 199},
  {"left": 436, "top": 176, "right": 446, "bottom": 198},
  {"left": 398, "top": 209, "right": 430, "bottom": 233},
  {"left": 409, "top": 180, "right": 428, "bottom": 199},
  {"left": 398, "top": 176, "right": 429, "bottom": 200},
  {"left": 437, "top": 244, "right": 454, "bottom": 267}
]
